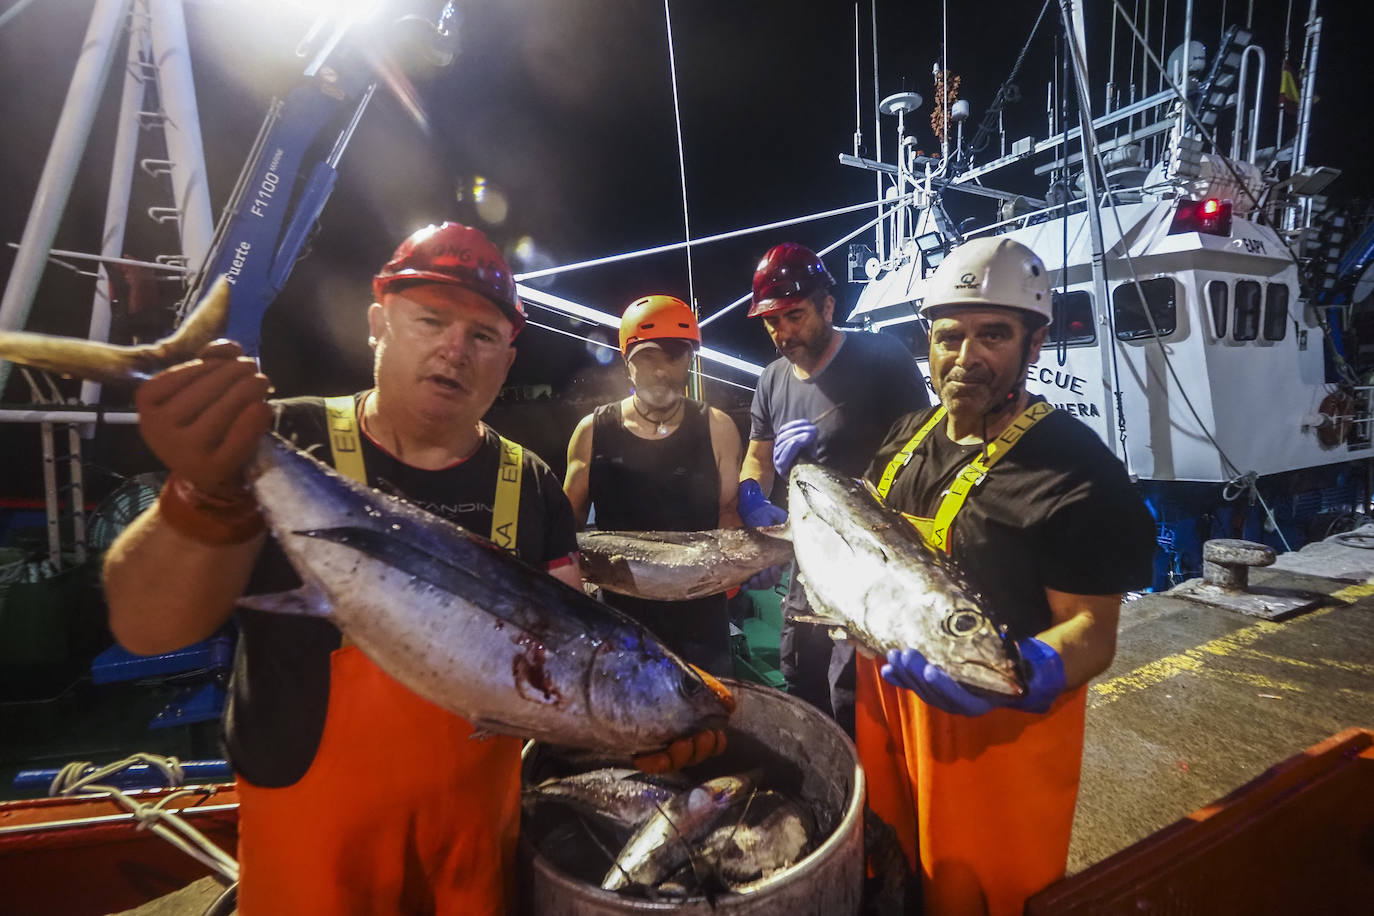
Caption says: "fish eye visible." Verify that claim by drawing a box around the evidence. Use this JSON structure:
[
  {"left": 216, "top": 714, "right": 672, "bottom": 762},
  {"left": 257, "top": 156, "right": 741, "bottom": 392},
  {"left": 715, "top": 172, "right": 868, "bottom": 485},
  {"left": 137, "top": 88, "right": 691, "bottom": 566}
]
[
  {"left": 944, "top": 609, "right": 984, "bottom": 637},
  {"left": 676, "top": 667, "right": 705, "bottom": 700}
]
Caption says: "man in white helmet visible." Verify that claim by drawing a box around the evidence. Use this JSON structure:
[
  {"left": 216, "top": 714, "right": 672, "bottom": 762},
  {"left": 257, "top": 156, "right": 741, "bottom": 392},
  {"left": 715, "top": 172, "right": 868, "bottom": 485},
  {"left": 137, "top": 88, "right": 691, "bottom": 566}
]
[{"left": 856, "top": 237, "right": 1156, "bottom": 915}]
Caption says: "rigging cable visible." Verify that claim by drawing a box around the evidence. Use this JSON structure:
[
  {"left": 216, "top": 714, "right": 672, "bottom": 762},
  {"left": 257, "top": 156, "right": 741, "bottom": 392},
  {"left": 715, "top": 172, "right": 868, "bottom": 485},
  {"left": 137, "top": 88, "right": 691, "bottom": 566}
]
[
  {"left": 662, "top": 0, "right": 695, "bottom": 312},
  {"left": 967, "top": 0, "right": 1053, "bottom": 157}
]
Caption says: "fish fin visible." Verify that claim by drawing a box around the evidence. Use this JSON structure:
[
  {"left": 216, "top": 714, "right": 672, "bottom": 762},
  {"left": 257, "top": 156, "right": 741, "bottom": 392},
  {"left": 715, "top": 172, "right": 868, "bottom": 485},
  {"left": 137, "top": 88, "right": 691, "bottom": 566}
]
[
  {"left": 154, "top": 276, "right": 231, "bottom": 364},
  {"left": 787, "top": 613, "right": 844, "bottom": 628},
  {"left": 756, "top": 522, "right": 791, "bottom": 541},
  {"left": 237, "top": 583, "right": 333, "bottom": 617},
  {"left": 469, "top": 717, "right": 523, "bottom": 738}
]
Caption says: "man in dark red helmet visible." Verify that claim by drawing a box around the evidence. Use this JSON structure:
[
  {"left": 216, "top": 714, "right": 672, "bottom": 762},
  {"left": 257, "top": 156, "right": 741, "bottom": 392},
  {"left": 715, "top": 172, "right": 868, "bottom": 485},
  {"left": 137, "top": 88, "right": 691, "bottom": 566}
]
[
  {"left": 564, "top": 295, "right": 744, "bottom": 676},
  {"left": 104, "top": 223, "right": 726, "bottom": 914},
  {"left": 739, "top": 242, "right": 929, "bottom": 734}
]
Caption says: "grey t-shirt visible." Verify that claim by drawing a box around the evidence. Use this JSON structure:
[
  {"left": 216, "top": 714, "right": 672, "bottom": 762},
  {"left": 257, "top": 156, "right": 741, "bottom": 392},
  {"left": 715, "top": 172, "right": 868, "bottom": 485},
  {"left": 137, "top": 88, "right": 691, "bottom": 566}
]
[{"left": 749, "top": 329, "right": 930, "bottom": 483}]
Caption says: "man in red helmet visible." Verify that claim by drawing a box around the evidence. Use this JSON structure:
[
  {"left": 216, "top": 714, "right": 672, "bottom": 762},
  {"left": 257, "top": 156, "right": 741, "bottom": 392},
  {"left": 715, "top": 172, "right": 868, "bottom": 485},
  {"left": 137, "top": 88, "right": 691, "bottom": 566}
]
[
  {"left": 104, "top": 224, "right": 725, "bottom": 914},
  {"left": 564, "top": 295, "right": 744, "bottom": 676},
  {"left": 739, "top": 242, "right": 930, "bottom": 734}
]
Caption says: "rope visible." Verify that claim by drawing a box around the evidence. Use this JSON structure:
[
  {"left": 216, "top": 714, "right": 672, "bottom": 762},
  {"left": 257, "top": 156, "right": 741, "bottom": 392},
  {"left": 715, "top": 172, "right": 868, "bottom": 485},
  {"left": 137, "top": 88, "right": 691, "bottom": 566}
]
[
  {"left": 662, "top": 0, "right": 695, "bottom": 311},
  {"left": 49, "top": 753, "right": 239, "bottom": 885}
]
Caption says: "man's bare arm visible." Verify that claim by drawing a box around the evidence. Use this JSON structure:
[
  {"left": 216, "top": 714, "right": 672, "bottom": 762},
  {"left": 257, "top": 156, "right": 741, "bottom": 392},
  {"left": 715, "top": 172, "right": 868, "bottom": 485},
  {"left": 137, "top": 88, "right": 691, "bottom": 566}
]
[
  {"left": 708, "top": 407, "right": 744, "bottom": 528},
  {"left": 1037, "top": 588, "right": 1123, "bottom": 689},
  {"left": 739, "top": 438, "right": 776, "bottom": 497},
  {"left": 563, "top": 414, "right": 595, "bottom": 530},
  {"left": 105, "top": 510, "right": 265, "bottom": 655}
]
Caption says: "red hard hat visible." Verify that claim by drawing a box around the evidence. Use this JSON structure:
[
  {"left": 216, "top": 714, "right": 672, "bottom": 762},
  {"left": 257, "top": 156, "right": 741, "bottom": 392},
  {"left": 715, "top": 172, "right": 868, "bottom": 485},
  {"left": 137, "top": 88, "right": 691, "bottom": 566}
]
[
  {"left": 748, "top": 243, "right": 835, "bottom": 318},
  {"left": 619, "top": 295, "right": 701, "bottom": 356},
  {"left": 373, "top": 222, "right": 526, "bottom": 336}
]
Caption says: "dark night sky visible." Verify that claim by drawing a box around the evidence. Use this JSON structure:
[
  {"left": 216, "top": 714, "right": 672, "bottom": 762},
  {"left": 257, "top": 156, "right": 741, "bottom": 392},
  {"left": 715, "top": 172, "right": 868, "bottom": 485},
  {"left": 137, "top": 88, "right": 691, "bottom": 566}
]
[{"left": 2, "top": 0, "right": 1372, "bottom": 405}]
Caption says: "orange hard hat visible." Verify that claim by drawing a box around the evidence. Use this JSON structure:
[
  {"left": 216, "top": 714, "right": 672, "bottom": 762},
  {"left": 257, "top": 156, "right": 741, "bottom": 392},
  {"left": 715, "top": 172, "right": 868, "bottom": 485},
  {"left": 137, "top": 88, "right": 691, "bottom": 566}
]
[
  {"left": 373, "top": 222, "right": 526, "bottom": 335},
  {"left": 618, "top": 295, "right": 701, "bottom": 356}
]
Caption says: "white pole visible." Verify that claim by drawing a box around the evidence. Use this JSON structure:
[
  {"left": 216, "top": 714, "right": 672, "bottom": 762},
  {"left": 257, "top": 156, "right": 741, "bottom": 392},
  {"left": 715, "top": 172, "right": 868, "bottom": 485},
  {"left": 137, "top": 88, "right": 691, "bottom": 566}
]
[
  {"left": 0, "top": 0, "right": 133, "bottom": 393},
  {"left": 147, "top": 0, "right": 215, "bottom": 270},
  {"left": 82, "top": 2, "right": 153, "bottom": 411}
]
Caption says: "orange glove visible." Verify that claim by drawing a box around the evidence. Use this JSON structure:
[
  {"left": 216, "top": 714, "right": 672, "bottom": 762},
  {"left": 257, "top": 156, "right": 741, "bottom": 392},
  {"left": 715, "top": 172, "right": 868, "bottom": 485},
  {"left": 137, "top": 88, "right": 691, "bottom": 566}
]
[
  {"left": 632, "top": 667, "right": 735, "bottom": 774},
  {"left": 136, "top": 341, "right": 274, "bottom": 544}
]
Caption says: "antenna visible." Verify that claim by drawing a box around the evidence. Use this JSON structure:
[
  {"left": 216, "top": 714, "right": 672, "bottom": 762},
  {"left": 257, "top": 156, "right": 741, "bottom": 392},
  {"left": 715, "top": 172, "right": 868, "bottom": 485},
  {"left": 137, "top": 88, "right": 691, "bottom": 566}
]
[{"left": 853, "top": 3, "right": 863, "bottom": 156}]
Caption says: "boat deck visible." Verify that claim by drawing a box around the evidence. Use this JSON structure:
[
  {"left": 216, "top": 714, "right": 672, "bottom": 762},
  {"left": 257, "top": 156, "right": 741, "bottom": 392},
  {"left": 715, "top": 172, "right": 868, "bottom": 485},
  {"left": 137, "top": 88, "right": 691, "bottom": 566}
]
[{"left": 1069, "top": 528, "right": 1374, "bottom": 871}]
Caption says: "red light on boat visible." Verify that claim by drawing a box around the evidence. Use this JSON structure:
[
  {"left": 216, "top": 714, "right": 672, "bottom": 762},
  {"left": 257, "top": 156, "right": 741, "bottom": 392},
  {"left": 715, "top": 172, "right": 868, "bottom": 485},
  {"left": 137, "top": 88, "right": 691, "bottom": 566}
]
[{"left": 1201, "top": 198, "right": 1221, "bottom": 216}]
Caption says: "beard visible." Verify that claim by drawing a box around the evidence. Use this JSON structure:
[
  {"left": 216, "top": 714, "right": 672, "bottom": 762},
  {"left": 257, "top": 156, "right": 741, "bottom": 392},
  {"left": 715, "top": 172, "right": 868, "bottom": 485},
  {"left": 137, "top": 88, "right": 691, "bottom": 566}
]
[
  {"left": 935, "top": 366, "right": 1020, "bottom": 416},
  {"left": 634, "top": 381, "right": 685, "bottom": 412}
]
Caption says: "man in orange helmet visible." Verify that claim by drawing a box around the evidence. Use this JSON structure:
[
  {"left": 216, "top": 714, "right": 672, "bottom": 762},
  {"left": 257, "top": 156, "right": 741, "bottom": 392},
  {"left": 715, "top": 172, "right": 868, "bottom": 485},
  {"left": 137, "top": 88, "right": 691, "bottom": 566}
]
[
  {"left": 564, "top": 294, "right": 744, "bottom": 675},
  {"left": 104, "top": 224, "right": 727, "bottom": 914},
  {"left": 741, "top": 242, "right": 930, "bottom": 734}
]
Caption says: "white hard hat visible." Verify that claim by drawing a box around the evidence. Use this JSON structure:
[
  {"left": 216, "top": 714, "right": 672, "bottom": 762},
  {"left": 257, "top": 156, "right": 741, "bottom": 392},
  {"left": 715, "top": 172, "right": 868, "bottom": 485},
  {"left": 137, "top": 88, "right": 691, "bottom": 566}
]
[{"left": 919, "top": 236, "right": 1053, "bottom": 323}]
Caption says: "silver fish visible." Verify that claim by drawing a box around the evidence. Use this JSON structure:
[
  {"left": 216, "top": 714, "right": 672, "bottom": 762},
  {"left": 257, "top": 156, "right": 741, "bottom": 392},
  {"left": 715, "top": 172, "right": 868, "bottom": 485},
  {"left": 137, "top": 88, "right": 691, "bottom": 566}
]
[
  {"left": 522, "top": 767, "right": 688, "bottom": 833},
  {"left": 602, "top": 772, "right": 755, "bottom": 891},
  {"left": 577, "top": 527, "right": 793, "bottom": 601},
  {"left": 787, "top": 462, "right": 1023, "bottom": 696},
  {"left": 0, "top": 276, "right": 230, "bottom": 383},
  {"left": 0, "top": 298, "right": 734, "bottom": 753},
  {"left": 242, "top": 435, "right": 734, "bottom": 752}
]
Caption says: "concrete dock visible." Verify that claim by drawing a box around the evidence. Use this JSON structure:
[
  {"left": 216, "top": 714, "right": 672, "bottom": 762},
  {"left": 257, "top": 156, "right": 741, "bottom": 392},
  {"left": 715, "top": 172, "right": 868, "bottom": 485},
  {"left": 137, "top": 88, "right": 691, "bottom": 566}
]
[{"left": 1069, "top": 528, "right": 1374, "bottom": 872}]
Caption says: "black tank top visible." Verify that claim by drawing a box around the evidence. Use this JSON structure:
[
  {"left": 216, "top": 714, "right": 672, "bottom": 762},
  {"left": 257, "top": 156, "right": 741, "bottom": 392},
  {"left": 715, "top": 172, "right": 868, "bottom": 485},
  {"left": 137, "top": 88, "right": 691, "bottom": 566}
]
[
  {"left": 586, "top": 399, "right": 732, "bottom": 676},
  {"left": 588, "top": 400, "right": 720, "bottom": 531}
]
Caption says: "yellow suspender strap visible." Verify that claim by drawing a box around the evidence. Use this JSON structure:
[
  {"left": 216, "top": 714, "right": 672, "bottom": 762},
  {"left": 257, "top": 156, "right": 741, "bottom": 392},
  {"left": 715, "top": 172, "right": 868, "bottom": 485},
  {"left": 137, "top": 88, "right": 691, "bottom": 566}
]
[
  {"left": 490, "top": 435, "right": 523, "bottom": 554},
  {"left": 876, "top": 406, "right": 947, "bottom": 499},
  {"left": 323, "top": 395, "right": 367, "bottom": 485},
  {"left": 926, "top": 401, "right": 1054, "bottom": 552},
  {"left": 324, "top": 395, "right": 523, "bottom": 555}
]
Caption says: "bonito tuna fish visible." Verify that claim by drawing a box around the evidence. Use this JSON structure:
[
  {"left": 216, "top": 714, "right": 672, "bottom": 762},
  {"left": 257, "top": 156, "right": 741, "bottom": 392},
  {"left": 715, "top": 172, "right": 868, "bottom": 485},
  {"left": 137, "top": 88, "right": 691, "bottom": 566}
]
[
  {"left": 787, "top": 462, "right": 1024, "bottom": 697},
  {"left": 577, "top": 528, "right": 792, "bottom": 601},
  {"left": 0, "top": 281, "right": 734, "bottom": 754}
]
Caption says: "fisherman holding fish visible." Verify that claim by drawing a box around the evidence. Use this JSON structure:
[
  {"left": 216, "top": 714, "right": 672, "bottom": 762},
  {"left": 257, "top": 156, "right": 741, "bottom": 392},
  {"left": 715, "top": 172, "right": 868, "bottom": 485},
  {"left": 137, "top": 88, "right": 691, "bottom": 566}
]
[
  {"left": 857, "top": 237, "right": 1156, "bottom": 915},
  {"left": 564, "top": 295, "right": 744, "bottom": 676},
  {"left": 740, "top": 242, "right": 929, "bottom": 733},
  {"left": 100, "top": 223, "right": 729, "bottom": 915}
]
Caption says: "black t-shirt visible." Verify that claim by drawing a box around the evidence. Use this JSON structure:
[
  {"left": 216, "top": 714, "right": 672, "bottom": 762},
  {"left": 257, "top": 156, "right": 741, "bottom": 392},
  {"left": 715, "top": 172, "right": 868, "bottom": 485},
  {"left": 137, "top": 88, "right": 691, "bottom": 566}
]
[
  {"left": 864, "top": 398, "right": 1157, "bottom": 638},
  {"left": 749, "top": 330, "right": 930, "bottom": 481},
  {"left": 225, "top": 394, "right": 579, "bottom": 788}
]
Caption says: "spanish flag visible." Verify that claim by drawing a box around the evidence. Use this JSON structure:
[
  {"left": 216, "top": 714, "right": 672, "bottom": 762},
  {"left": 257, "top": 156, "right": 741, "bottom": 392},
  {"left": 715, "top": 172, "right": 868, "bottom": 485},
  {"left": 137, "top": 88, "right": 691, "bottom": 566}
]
[{"left": 1279, "top": 59, "right": 1301, "bottom": 112}]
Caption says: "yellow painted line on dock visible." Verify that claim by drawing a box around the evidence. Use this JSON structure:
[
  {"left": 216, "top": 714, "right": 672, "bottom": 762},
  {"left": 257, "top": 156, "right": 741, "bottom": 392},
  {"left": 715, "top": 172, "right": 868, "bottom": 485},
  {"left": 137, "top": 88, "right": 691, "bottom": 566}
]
[{"left": 1089, "top": 579, "right": 1374, "bottom": 708}]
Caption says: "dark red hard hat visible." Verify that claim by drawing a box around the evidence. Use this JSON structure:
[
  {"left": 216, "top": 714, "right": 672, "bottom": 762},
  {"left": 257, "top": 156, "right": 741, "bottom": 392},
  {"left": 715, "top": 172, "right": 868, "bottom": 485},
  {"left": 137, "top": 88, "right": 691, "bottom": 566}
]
[
  {"left": 373, "top": 222, "right": 526, "bottom": 335},
  {"left": 748, "top": 243, "right": 835, "bottom": 318}
]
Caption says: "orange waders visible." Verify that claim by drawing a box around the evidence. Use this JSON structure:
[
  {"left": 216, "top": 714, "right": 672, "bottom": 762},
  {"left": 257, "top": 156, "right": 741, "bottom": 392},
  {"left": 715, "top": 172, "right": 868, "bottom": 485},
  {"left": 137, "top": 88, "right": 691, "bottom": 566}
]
[
  {"left": 235, "top": 646, "right": 522, "bottom": 915},
  {"left": 856, "top": 658, "right": 1086, "bottom": 916},
  {"left": 861, "top": 399, "right": 1084, "bottom": 914}
]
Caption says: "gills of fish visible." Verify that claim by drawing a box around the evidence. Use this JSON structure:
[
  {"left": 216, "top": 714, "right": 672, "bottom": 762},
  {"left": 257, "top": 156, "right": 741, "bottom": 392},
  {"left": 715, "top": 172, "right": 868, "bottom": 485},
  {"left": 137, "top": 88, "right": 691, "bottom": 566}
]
[
  {"left": 521, "top": 767, "right": 688, "bottom": 833},
  {"left": 243, "top": 435, "right": 734, "bottom": 754},
  {"left": 601, "top": 773, "right": 755, "bottom": 891},
  {"left": 576, "top": 527, "right": 793, "bottom": 601},
  {"left": 786, "top": 462, "right": 1024, "bottom": 697}
]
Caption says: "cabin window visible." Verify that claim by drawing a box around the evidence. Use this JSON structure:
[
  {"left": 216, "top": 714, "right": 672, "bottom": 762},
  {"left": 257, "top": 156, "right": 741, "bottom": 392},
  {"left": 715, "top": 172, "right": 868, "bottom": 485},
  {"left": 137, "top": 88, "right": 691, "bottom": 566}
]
[
  {"left": 1233, "top": 280, "right": 1261, "bottom": 341},
  {"left": 1263, "top": 283, "right": 1289, "bottom": 341},
  {"left": 1207, "top": 280, "right": 1228, "bottom": 338},
  {"left": 1049, "top": 291, "right": 1095, "bottom": 345},
  {"left": 1112, "top": 278, "right": 1177, "bottom": 340}
]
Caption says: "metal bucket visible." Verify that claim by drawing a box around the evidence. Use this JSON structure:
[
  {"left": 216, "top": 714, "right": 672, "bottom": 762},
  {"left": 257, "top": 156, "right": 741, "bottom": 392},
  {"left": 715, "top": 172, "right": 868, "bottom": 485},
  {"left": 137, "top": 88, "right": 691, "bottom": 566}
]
[{"left": 518, "top": 679, "right": 865, "bottom": 915}]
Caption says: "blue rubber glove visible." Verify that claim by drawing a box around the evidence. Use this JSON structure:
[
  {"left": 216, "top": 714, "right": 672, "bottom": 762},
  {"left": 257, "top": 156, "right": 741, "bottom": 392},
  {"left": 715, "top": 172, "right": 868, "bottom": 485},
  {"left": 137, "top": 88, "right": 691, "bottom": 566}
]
[
  {"left": 738, "top": 479, "right": 787, "bottom": 528},
  {"left": 772, "top": 419, "right": 818, "bottom": 479},
  {"left": 738, "top": 479, "right": 786, "bottom": 590},
  {"left": 880, "top": 637, "right": 1067, "bottom": 716}
]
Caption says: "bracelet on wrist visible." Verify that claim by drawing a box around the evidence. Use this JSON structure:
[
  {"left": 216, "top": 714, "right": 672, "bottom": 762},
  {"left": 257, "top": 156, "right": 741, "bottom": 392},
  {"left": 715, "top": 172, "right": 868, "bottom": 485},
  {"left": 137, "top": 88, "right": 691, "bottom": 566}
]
[{"left": 157, "top": 472, "right": 266, "bottom": 545}]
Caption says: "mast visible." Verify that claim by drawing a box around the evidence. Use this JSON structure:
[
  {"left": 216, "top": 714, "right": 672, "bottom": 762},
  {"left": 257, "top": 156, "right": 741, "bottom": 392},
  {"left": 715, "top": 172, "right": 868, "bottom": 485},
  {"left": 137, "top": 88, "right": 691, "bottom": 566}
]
[{"left": 1059, "top": 0, "right": 1125, "bottom": 465}]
